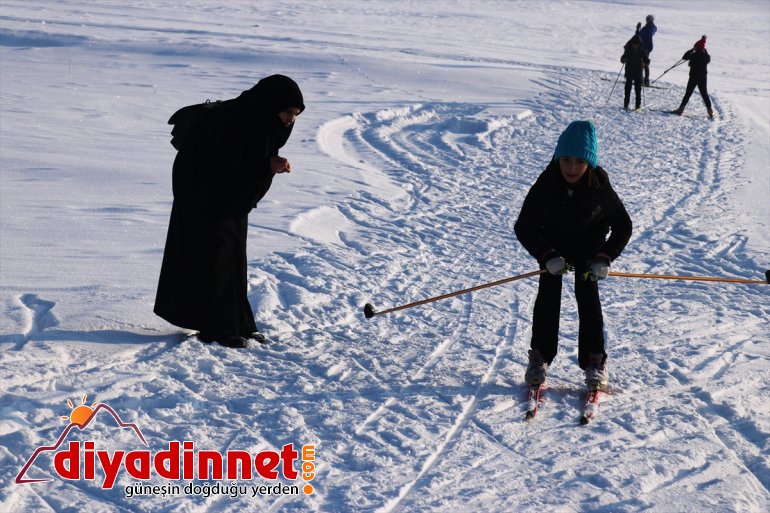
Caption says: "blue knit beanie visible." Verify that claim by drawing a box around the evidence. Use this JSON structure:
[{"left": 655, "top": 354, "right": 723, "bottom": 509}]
[{"left": 553, "top": 120, "right": 599, "bottom": 169}]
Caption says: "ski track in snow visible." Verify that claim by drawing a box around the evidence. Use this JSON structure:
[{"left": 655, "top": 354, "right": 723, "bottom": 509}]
[
  {"left": 1, "top": 2, "right": 769, "bottom": 512},
  {"left": 257, "top": 67, "right": 766, "bottom": 511}
]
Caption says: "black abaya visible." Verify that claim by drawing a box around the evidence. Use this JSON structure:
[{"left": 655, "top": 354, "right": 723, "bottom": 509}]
[{"left": 154, "top": 75, "right": 304, "bottom": 337}]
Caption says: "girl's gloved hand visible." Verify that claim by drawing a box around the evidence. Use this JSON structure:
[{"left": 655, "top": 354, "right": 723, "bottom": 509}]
[
  {"left": 545, "top": 255, "right": 570, "bottom": 275},
  {"left": 583, "top": 255, "right": 611, "bottom": 281}
]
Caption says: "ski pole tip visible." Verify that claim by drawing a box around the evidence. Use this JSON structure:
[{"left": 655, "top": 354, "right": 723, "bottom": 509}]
[{"left": 363, "top": 303, "right": 376, "bottom": 319}]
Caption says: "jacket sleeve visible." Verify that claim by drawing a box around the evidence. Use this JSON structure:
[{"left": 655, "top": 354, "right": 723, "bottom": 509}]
[
  {"left": 514, "top": 174, "right": 554, "bottom": 264},
  {"left": 231, "top": 151, "right": 274, "bottom": 217},
  {"left": 682, "top": 49, "right": 694, "bottom": 61},
  {"left": 597, "top": 185, "right": 632, "bottom": 261}
]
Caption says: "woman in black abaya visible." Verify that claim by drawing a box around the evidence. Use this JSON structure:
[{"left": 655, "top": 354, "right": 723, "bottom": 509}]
[{"left": 155, "top": 75, "right": 305, "bottom": 347}]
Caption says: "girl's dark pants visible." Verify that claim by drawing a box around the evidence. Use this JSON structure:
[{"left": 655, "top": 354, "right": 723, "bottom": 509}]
[
  {"left": 679, "top": 76, "right": 712, "bottom": 110},
  {"left": 530, "top": 265, "right": 605, "bottom": 370}
]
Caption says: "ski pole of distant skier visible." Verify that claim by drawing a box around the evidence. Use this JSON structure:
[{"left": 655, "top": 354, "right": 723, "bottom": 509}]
[
  {"left": 608, "top": 269, "right": 770, "bottom": 285},
  {"left": 363, "top": 269, "right": 546, "bottom": 319},
  {"left": 605, "top": 63, "right": 624, "bottom": 106},
  {"left": 650, "top": 59, "right": 685, "bottom": 85}
]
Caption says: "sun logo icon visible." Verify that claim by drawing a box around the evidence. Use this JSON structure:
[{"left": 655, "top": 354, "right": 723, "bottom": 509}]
[{"left": 60, "top": 394, "right": 98, "bottom": 427}]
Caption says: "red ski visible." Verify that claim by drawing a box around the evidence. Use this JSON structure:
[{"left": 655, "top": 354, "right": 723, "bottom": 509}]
[
  {"left": 525, "top": 384, "right": 545, "bottom": 420},
  {"left": 580, "top": 389, "right": 603, "bottom": 424}
]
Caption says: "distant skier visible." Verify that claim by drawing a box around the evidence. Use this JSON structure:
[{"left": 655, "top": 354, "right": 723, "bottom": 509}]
[
  {"left": 672, "top": 35, "right": 713, "bottom": 119},
  {"left": 155, "top": 75, "right": 305, "bottom": 348},
  {"left": 636, "top": 15, "right": 657, "bottom": 86},
  {"left": 620, "top": 35, "right": 650, "bottom": 110},
  {"left": 514, "top": 121, "right": 632, "bottom": 391}
]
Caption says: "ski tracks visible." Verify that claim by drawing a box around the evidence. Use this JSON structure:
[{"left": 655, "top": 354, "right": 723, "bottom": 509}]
[
  {"left": 292, "top": 69, "right": 770, "bottom": 510},
  {"left": 580, "top": 73, "right": 770, "bottom": 509},
  {"left": 248, "top": 98, "right": 546, "bottom": 510}
]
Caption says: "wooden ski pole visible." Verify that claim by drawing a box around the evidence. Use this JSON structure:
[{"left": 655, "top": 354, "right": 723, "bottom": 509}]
[
  {"left": 607, "top": 270, "right": 770, "bottom": 285},
  {"left": 363, "top": 269, "right": 547, "bottom": 319}
]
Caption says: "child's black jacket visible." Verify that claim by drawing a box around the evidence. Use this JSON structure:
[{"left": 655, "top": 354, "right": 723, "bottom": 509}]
[{"left": 514, "top": 160, "right": 632, "bottom": 266}]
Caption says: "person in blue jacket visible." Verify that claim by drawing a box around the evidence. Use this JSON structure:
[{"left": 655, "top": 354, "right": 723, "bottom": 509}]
[{"left": 637, "top": 15, "right": 657, "bottom": 86}]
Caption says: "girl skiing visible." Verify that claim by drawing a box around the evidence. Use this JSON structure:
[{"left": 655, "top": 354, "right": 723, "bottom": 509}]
[{"left": 514, "top": 121, "right": 632, "bottom": 390}]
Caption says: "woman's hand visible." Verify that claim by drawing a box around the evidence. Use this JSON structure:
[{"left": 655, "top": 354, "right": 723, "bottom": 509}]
[{"left": 271, "top": 156, "right": 291, "bottom": 174}]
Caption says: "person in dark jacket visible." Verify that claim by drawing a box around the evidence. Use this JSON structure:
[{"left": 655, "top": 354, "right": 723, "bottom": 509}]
[
  {"left": 514, "top": 121, "right": 632, "bottom": 391},
  {"left": 155, "top": 75, "right": 305, "bottom": 348},
  {"left": 620, "top": 35, "right": 650, "bottom": 110},
  {"left": 672, "top": 35, "right": 713, "bottom": 119},
  {"left": 637, "top": 15, "right": 657, "bottom": 86}
]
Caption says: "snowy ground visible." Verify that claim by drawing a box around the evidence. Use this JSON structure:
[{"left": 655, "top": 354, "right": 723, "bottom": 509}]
[{"left": 1, "top": 1, "right": 769, "bottom": 512}]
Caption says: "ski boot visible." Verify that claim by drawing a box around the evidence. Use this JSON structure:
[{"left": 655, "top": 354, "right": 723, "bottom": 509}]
[
  {"left": 525, "top": 349, "right": 549, "bottom": 386},
  {"left": 584, "top": 352, "right": 609, "bottom": 391}
]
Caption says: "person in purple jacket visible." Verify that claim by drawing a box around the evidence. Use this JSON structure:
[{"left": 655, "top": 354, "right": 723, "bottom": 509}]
[{"left": 637, "top": 15, "right": 657, "bottom": 86}]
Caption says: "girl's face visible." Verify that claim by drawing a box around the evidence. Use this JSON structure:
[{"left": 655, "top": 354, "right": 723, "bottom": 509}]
[
  {"left": 278, "top": 107, "right": 302, "bottom": 127},
  {"left": 559, "top": 156, "right": 589, "bottom": 184}
]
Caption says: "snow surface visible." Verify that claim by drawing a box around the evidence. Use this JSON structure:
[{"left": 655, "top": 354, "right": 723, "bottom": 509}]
[{"left": 1, "top": 1, "right": 769, "bottom": 512}]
